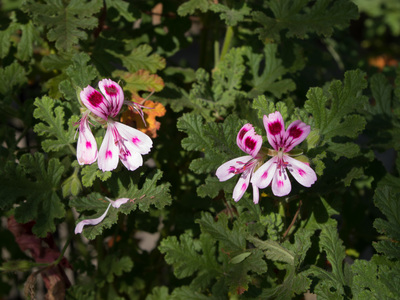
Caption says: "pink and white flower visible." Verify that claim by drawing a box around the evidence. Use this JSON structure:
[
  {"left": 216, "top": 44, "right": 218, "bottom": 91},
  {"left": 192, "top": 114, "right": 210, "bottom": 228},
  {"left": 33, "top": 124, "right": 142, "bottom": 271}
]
[
  {"left": 216, "top": 124, "right": 264, "bottom": 204},
  {"left": 251, "top": 111, "right": 317, "bottom": 197},
  {"left": 78, "top": 79, "right": 153, "bottom": 172},
  {"left": 75, "top": 197, "right": 130, "bottom": 234},
  {"left": 76, "top": 113, "right": 97, "bottom": 165}
]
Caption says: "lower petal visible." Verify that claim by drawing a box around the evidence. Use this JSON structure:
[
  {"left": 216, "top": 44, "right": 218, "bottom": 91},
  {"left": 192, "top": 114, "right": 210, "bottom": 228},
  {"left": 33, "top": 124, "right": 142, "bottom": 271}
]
[
  {"left": 120, "top": 145, "right": 143, "bottom": 171},
  {"left": 252, "top": 183, "right": 260, "bottom": 204},
  {"left": 271, "top": 167, "right": 292, "bottom": 197},
  {"left": 77, "top": 120, "right": 98, "bottom": 165},
  {"left": 232, "top": 173, "right": 251, "bottom": 202},
  {"left": 285, "top": 155, "right": 317, "bottom": 187},
  {"left": 114, "top": 122, "right": 152, "bottom": 154},
  {"left": 251, "top": 157, "right": 278, "bottom": 189},
  {"left": 216, "top": 155, "right": 252, "bottom": 182},
  {"left": 98, "top": 125, "right": 119, "bottom": 172}
]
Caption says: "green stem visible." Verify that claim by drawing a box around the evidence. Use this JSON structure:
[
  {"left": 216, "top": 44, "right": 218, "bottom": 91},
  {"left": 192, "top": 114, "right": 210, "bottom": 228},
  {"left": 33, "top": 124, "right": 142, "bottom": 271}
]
[{"left": 220, "top": 26, "right": 234, "bottom": 62}]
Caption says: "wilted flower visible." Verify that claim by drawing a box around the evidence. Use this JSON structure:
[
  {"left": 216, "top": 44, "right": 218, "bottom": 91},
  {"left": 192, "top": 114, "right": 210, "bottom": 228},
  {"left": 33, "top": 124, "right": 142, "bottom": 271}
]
[
  {"left": 74, "top": 197, "right": 130, "bottom": 234},
  {"left": 216, "top": 124, "right": 264, "bottom": 204},
  {"left": 251, "top": 111, "right": 317, "bottom": 197}
]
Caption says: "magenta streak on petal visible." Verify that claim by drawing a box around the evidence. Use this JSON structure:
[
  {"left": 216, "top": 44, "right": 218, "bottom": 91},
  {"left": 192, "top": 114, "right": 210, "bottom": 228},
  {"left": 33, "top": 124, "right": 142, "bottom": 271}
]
[
  {"left": 298, "top": 169, "right": 306, "bottom": 176},
  {"left": 238, "top": 128, "right": 249, "bottom": 141},
  {"left": 88, "top": 91, "right": 103, "bottom": 107},
  {"left": 105, "top": 150, "right": 113, "bottom": 159},
  {"left": 288, "top": 126, "right": 302, "bottom": 138},
  {"left": 105, "top": 85, "right": 118, "bottom": 95},
  {"left": 85, "top": 141, "right": 92, "bottom": 149},
  {"left": 228, "top": 166, "right": 236, "bottom": 173},
  {"left": 241, "top": 183, "right": 247, "bottom": 191},
  {"left": 269, "top": 121, "right": 282, "bottom": 135},
  {"left": 261, "top": 171, "right": 269, "bottom": 179},
  {"left": 244, "top": 137, "right": 256, "bottom": 150},
  {"left": 132, "top": 137, "right": 140, "bottom": 145},
  {"left": 278, "top": 180, "right": 284, "bottom": 187}
]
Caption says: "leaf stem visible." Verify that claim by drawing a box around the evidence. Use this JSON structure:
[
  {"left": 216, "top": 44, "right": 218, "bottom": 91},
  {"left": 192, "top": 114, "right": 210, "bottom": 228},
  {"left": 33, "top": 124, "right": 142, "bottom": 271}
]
[{"left": 220, "top": 26, "right": 234, "bottom": 62}]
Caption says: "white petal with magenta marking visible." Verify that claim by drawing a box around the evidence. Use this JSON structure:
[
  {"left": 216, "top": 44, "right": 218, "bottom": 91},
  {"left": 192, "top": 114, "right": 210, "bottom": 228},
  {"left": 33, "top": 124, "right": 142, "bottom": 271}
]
[
  {"left": 263, "top": 111, "right": 285, "bottom": 151},
  {"left": 114, "top": 122, "right": 152, "bottom": 155},
  {"left": 75, "top": 203, "right": 112, "bottom": 234},
  {"left": 251, "top": 156, "right": 278, "bottom": 189},
  {"left": 283, "top": 120, "right": 310, "bottom": 152},
  {"left": 216, "top": 155, "right": 252, "bottom": 182},
  {"left": 98, "top": 79, "right": 124, "bottom": 118},
  {"left": 271, "top": 166, "right": 292, "bottom": 197},
  {"left": 80, "top": 85, "right": 109, "bottom": 120},
  {"left": 232, "top": 173, "right": 251, "bottom": 202},
  {"left": 285, "top": 155, "right": 317, "bottom": 187},
  {"left": 77, "top": 118, "right": 98, "bottom": 165},
  {"left": 98, "top": 125, "right": 119, "bottom": 172},
  {"left": 120, "top": 142, "right": 143, "bottom": 171}
]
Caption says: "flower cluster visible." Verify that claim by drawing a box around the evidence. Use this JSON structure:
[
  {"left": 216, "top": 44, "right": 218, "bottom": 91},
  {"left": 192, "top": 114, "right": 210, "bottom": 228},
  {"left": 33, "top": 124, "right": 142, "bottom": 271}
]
[
  {"left": 76, "top": 79, "right": 152, "bottom": 172},
  {"left": 216, "top": 111, "right": 317, "bottom": 202}
]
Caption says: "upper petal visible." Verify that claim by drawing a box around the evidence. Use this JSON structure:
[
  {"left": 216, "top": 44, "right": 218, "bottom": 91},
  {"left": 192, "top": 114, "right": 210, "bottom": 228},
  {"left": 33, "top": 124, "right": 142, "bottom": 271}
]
[
  {"left": 285, "top": 155, "right": 317, "bottom": 188},
  {"left": 98, "top": 124, "right": 119, "bottom": 172},
  {"left": 114, "top": 122, "right": 153, "bottom": 155},
  {"left": 216, "top": 155, "right": 253, "bottom": 182},
  {"left": 263, "top": 111, "right": 285, "bottom": 151},
  {"left": 232, "top": 172, "right": 251, "bottom": 202},
  {"left": 98, "top": 79, "right": 124, "bottom": 118},
  {"left": 251, "top": 156, "right": 278, "bottom": 189},
  {"left": 282, "top": 120, "right": 310, "bottom": 152},
  {"left": 75, "top": 203, "right": 111, "bottom": 234},
  {"left": 241, "top": 128, "right": 262, "bottom": 157},
  {"left": 271, "top": 166, "right": 292, "bottom": 197},
  {"left": 80, "top": 85, "right": 109, "bottom": 120},
  {"left": 77, "top": 118, "right": 98, "bottom": 165},
  {"left": 236, "top": 124, "right": 262, "bottom": 157}
]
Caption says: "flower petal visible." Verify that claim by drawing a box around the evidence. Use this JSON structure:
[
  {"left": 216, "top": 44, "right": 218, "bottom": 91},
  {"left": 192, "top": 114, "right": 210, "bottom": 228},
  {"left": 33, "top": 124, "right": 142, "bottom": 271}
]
[
  {"left": 111, "top": 198, "right": 130, "bottom": 208},
  {"left": 98, "top": 79, "right": 124, "bottom": 118},
  {"left": 251, "top": 156, "right": 278, "bottom": 189},
  {"left": 77, "top": 118, "right": 98, "bottom": 165},
  {"left": 216, "top": 155, "right": 253, "bottom": 182},
  {"left": 285, "top": 155, "right": 317, "bottom": 187},
  {"left": 283, "top": 120, "right": 310, "bottom": 152},
  {"left": 80, "top": 85, "right": 109, "bottom": 120},
  {"left": 264, "top": 111, "right": 285, "bottom": 151},
  {"left": 75, "top": 203, "right": 112, "bottom": 234},
  {"left": 114, "top": 122, "right": 152, "bottom": 155},
  {"left": 232, "top": 172, "right": 251, "bottom": 202},
  {"left": 120, "top": 143, "right": 143, "bottom": 171},
  {"left": 236, "top": 124, "right": 262, "bottom": 157},
  {"left": 98, "top": 124, "right": 119, "bottom": 172},
  {"left": 252, "top": 183, "right": 260, "bottom": 204},
  {"left": 271, "top": 166, "right": 292, "bottom": 197}
]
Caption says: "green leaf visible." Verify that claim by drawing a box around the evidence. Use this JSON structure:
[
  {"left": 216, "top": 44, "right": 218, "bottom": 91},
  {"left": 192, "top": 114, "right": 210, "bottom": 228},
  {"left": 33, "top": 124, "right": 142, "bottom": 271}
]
[
  {"left": 229, "top": 252, "right": 252, "bottom": 264},
  {"left": 33, "top": 96, "right": 78, "bottom": 153},
  {"left": 253, "top": 0, "right": 358, "bottom": 42},
  {"left": 0, "top": 153, "right": 65, "bottom": 236},
  {"left": 25, "top": 0, "right": 103, "bottom": 51},
  {"left": 106, "top": 0, "right": 138, "bottom": 22},
  {"left": 81, "top": 163, "right": 112, "bottom": 188},
  {"left": 373, "top": 186, "right": 400, "bottom": 259},
  {"left": 146, "top": 286, "right": 171, "bottom": 300},
  {"left": 367, "top": 73, "right": 393, "bottom": 115},
  {"left": 112, "top": 44, "right": 166, "bottom": 74},
  {"left": 247, "top": 236, "right": 295, "bottom": 265},
  {"left": 0, "top": 62, "right": 28, "bottom": 96},
  {"left": 171, "top": 286, "right": 217, "bottom": 300},
  {"left": 16, "top": 21, "right": 36, "bottom": 61},
  {"left": 245, "top": 45, "right": 296, "bottom": 98},
  {"left": 209, "top": 3, "right": 251, "bottom": 26},
  {"left": 196, "top": 212, "right": 246, "bottom": 252},
  {"left": 177, "top": 0, "right": 211, "bottom": 16},
  {"left": 99, "top": 255, "right": 134, "bottom": 283}
]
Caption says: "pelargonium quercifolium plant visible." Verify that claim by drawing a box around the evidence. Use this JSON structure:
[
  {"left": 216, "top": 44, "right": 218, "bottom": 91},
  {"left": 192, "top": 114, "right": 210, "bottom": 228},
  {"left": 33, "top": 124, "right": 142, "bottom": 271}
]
[{"left": 1, "top": 0, "right": 400, "bottom": 299}]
